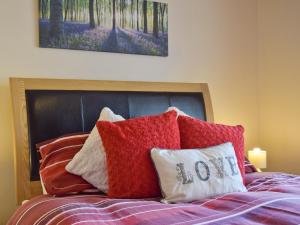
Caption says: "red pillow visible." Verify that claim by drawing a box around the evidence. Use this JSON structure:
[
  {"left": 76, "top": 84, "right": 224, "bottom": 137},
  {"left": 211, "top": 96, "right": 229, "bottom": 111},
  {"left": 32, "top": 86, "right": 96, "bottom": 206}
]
[
  {"left": 36, "top": 132, "right": 87, "bottom": 151},
  {"left": 177, "top": 116, "right": 245, "bottom": 180},
  {"left": 39, "top": 134, "right": 95, "bottom": 195},
  {"left": 97, "top": 110, "right": 180, "bottom": 198},
  {"left": 244, "top": 157, "right": 258, "bottom": 173}
]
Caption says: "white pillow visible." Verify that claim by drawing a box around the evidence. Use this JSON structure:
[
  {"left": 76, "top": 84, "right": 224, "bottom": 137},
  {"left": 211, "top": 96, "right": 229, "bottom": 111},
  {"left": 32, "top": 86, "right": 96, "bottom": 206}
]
[
  {"left": 40, "top": 174, "right": 47, "bottom": 195},
  {"left": 66, "top": 107, "right": 124, "bottom": 193},
  {"left": 166, "top": 106, "right": 190, "bottom": 117},
  {"left": 151, "top": 142, "right": 247, "bottom": 203}
]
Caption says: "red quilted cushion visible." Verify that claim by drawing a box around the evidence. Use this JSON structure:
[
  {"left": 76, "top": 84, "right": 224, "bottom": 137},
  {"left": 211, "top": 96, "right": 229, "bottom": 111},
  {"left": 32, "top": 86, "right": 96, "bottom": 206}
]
[
  {"left": 177, "top": 116, "right": 245, "bottom": 180},
  {"left": 39, "top": 134, "right": 95, "bottom": 195},
  {"left": 97, "top": 110, "right": 180, "bottom": 198}
]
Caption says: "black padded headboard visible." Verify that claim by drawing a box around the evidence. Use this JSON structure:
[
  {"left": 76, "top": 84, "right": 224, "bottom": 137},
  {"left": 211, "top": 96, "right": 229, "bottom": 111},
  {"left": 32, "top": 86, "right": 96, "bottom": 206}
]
[{"left": 26, "top": 90, "right": 207, "bottom": 181}]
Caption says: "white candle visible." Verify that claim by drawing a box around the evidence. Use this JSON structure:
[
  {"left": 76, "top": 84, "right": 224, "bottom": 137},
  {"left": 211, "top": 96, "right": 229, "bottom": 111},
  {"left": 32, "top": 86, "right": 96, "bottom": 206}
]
[{"left": 248, "top": 148, "right": 267, "bottom": 170}]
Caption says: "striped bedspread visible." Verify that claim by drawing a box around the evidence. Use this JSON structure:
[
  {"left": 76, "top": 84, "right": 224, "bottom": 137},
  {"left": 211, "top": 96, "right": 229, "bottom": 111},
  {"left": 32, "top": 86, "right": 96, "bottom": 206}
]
[{"left": 8, "top": 173, "right": 300, "bottom": 225}]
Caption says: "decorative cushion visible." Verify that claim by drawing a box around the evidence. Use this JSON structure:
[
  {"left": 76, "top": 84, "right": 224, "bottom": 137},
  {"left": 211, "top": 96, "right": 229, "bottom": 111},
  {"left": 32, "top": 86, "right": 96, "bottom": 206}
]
[
  {"left": 36, "top": 132, "right": 87, "bottom": 150},
  {"left": 168, "top": 108, "right": 252, "bottom": 175},
  {"left": 66, "top": 107, "right": 124, "bottom": 193},
  {"left": 40, "top": 175, "right": 48, "bottom": 194},
  {"left": 151, "top": 142, "right": 247, "bottom": 203},
  {"left": 166, "top": 106, "right": 190, "bottom": 117},
  {"left": 97, "top": 110, "right": 180, "bottom": 198},
  {"left": 39, "top": 134, "right": 95, "bottom": 195},
  {"left": 244, "top": 157, "right": 258, "bottom": 173},
  {"left": 37, "top": 132, "right": 87, "bottom": 195},
  {"left": 177, "top": 116, "right": 245, "bottom": 180}
]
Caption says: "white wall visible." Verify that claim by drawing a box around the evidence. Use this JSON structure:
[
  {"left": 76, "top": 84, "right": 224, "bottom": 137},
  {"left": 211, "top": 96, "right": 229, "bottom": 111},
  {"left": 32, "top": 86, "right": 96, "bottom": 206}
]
[
  {"left": 0, "top": 0, "right": 259, "bottom": 223},
  {"left": 258, "top": 0, "right": 300, "bottom": 174}
]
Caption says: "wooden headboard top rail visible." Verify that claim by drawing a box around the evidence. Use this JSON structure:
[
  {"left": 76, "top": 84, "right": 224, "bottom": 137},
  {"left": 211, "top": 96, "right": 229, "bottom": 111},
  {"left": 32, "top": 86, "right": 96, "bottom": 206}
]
[{"left": 10, "top": 78, "right": 214, "bottom": 204}]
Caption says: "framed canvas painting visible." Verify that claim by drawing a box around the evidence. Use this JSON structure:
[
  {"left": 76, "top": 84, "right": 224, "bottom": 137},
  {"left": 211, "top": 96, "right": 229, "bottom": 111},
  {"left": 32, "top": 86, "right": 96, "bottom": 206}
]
[{"left": 39, "top": 0, "right": 168, "bottom": 56}]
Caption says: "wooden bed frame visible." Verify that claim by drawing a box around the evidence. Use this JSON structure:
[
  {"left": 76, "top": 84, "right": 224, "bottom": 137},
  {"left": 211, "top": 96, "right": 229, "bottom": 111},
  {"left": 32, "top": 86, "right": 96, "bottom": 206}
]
[{"left": 10, "top": 77, "right": 214, "bottom": 205}]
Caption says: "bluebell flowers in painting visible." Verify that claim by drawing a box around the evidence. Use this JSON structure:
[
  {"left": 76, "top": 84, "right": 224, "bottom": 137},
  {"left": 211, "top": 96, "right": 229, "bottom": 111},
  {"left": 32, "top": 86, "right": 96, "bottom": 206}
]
[{"left": 39, "top": 0, "right": 168, "bottom": 56}]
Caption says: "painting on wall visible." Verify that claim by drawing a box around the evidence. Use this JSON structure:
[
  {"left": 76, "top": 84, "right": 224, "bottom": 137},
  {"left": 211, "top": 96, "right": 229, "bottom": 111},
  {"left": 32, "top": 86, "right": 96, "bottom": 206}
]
[{"left": 39, "top": 0, "right": 168, "bottom": 56}]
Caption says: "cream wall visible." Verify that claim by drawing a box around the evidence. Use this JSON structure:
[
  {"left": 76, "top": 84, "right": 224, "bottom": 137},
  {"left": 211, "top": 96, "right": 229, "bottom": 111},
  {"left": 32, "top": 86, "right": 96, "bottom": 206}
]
[
  {"left": 258, "top": 0, "right": 300, "bottom": 174},
  {"left": 0, "top": 0, "right": 259, "bottom": 223}
]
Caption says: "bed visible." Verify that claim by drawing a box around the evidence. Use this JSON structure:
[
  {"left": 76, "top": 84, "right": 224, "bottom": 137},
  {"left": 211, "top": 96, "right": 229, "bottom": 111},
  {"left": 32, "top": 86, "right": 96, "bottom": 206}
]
[{"left": 8, "top": 78, "right": 300, "bottom": 225}]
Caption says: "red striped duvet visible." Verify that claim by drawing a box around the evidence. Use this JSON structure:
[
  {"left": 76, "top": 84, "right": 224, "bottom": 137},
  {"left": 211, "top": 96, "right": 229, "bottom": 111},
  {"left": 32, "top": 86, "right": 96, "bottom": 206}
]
[{"left": 8, "top": 173, "right": 300, "bottom": 225}]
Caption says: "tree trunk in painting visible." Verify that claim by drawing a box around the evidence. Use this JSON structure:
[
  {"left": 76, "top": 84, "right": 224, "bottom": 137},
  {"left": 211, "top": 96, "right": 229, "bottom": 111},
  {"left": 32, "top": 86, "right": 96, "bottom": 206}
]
[
  {"left": 70, "top": 0, "right": 74, "bottom": 21},
  {"left": 131, "top": 0, "right": 134, "bottom": 29},
  {"left": 75, "top": 0, "right": 79, "bottom": 21},
  {"left": 121, "top": 0, "right": 125, "bottom": 28},
  {"left": 153, "top": 2, "right": 158, "bottom": 38},
  {"left": 96, "top": 0, "right": 100, "bottom": 25},
  {"left": 44, "top": 0, "right": 49, "bottom": 19},
  {"left": 136, "top": 0, "right": 139, "bottom": 31},
  {"left": 49, "top": 0, "right": 63, "bottom": 40},
  {"left": 143, "top": 0, "right": 147, "bottom": 33},
  {"left": 64, "top": 0, "right": 69, "bottom": 21},
  {"left": 89, "top": 0, "right": 96, "bottom": 28},
  {"left": 112, "top": 0, "right": 116, "bottom": 30},
  {"left": 121, "top": 0, "right": 123, "bottom": 28},
  {"left": 40, "top": 0, "right": 49, "bottom": 19},
  {"left": 160, "top": 3, "right": 166, "bottom": 33},
  {"left": 119, "top": 0, "right": 121, "bottom": 26}
]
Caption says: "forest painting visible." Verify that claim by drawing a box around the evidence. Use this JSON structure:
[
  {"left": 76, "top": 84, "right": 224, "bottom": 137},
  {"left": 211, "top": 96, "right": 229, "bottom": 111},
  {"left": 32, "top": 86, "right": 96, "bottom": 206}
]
[{"left": 39, "top": 0, "right": 168, "bottom": 56}]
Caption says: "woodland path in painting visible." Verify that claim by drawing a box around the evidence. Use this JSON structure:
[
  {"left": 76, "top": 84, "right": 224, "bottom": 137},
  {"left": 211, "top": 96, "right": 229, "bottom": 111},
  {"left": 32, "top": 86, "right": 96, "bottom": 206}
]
[
  {"left": 40, "top": 20, "right": 168, "bottom": 55},
  {"left": 39, "top": 0, "right": 168, "bottom": 56}
]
